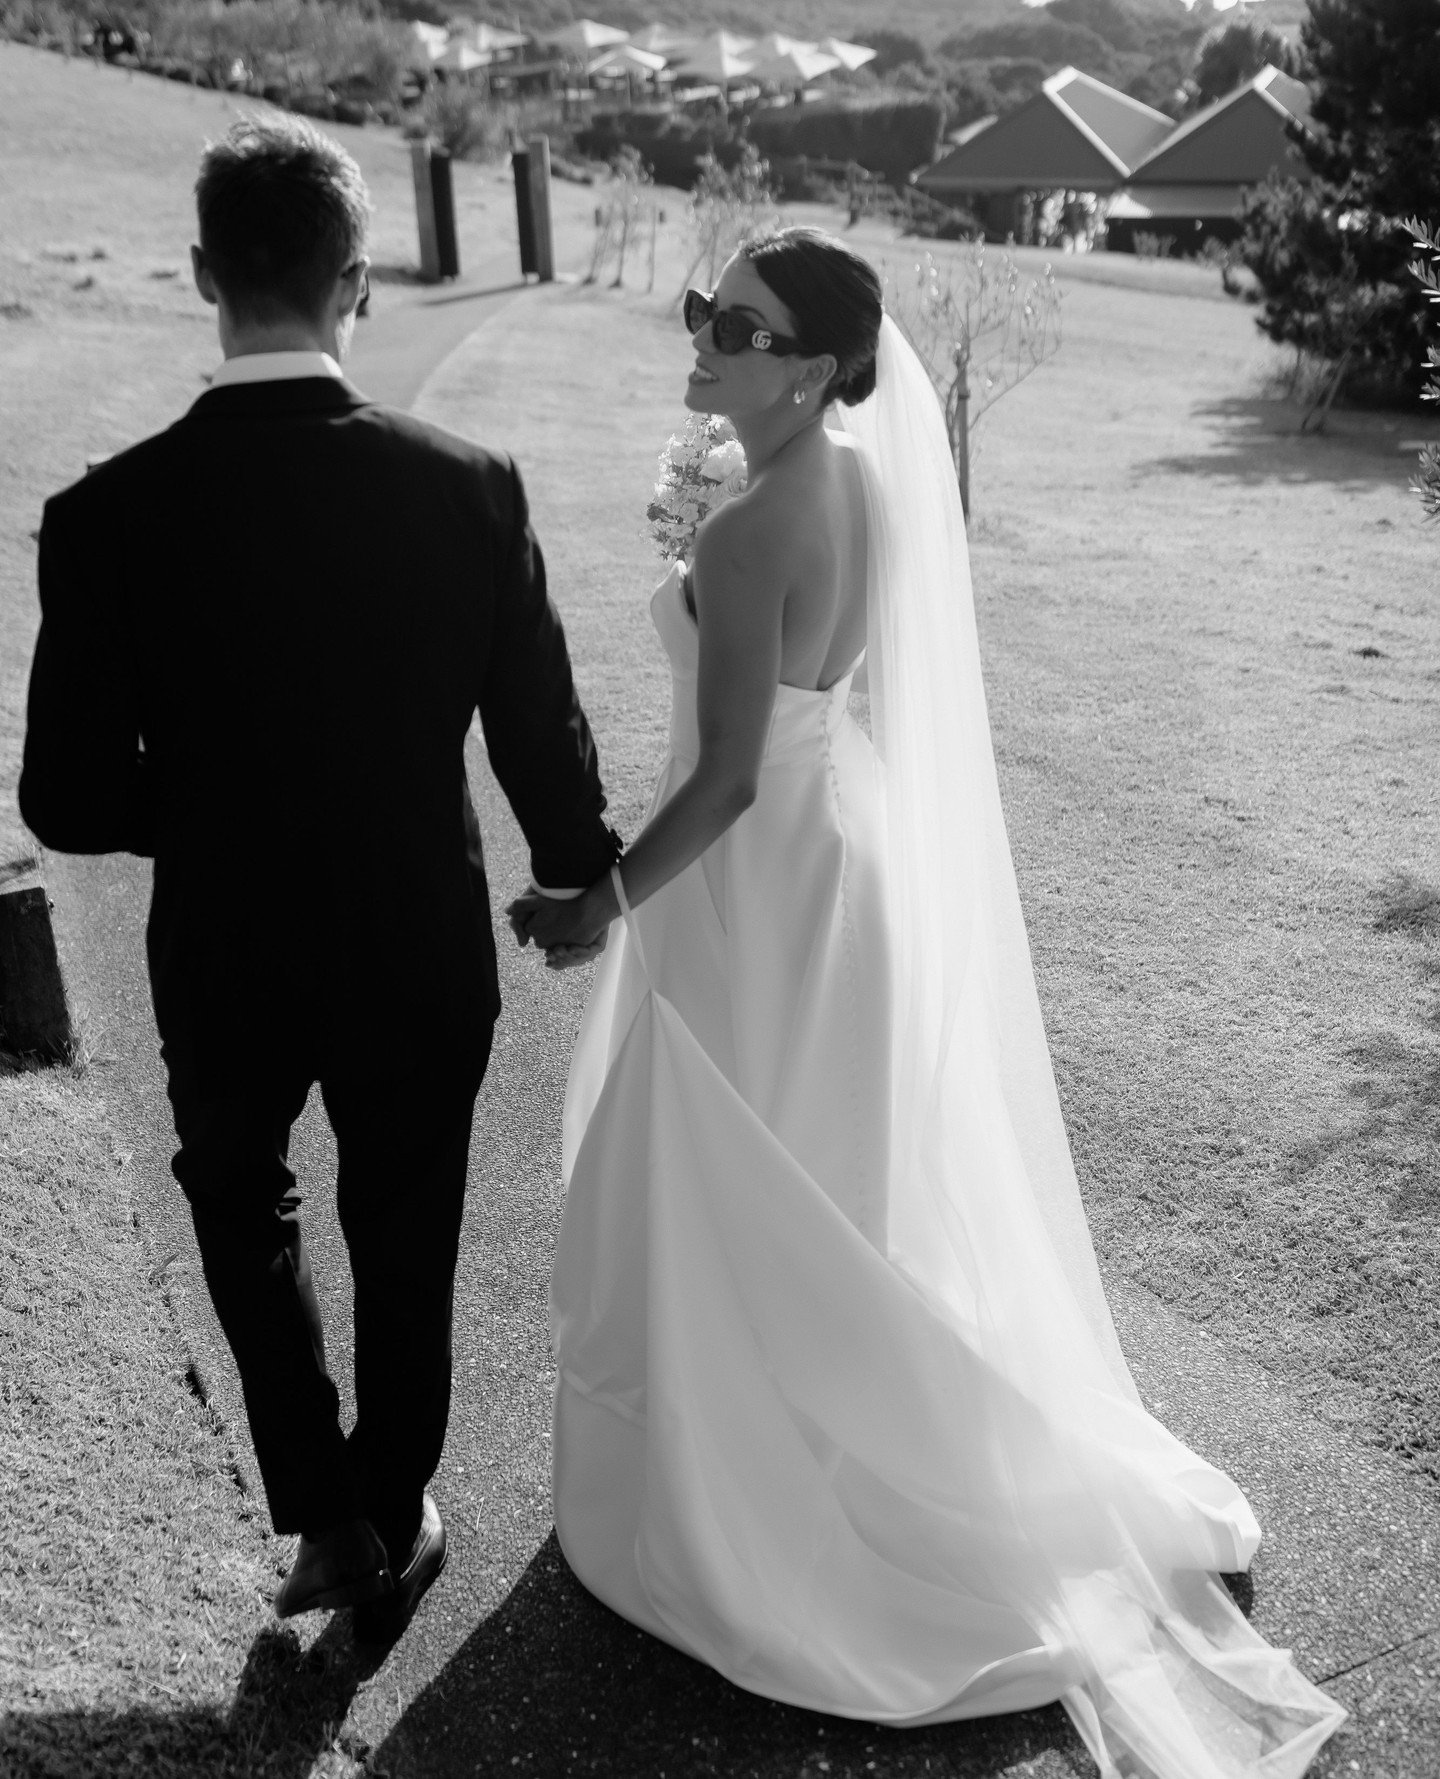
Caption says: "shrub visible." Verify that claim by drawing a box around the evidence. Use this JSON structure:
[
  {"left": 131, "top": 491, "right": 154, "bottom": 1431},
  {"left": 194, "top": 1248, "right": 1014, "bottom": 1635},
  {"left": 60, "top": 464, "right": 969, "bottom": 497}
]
[
  {"left": 413, "top": 86, "right": 569, "bottom": 163},
  {"left": 418, "top": 82, "right": 504, "bottom": 160},
  {"left": 0, "top": 0, "right": 94, "bottom": 51},
  {"left": 746, "top": 94, "right": 945, "bottom": 187},
  {"left": 1240, "top": 178, "right": 1424, "bottom": 407}
]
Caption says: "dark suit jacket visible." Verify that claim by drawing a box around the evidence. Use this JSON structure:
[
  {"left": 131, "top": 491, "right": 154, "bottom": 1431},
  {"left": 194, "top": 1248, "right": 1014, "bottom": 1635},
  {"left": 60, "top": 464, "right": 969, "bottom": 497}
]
[{"left": 20, "top": 375, "right": 620, "bottom": 1085}]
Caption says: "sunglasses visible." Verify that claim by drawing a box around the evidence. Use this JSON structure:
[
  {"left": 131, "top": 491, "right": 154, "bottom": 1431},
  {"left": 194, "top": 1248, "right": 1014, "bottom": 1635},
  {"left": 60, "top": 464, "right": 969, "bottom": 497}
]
[{"left": 683, "top": 288, "right": 804, "bottom": 357}]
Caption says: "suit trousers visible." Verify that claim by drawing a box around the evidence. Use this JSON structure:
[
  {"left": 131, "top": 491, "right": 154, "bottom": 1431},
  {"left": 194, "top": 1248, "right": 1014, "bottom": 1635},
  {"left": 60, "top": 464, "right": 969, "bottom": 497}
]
[{"left": 166, "top": 1030, "right": 492, "bottom": 1564}]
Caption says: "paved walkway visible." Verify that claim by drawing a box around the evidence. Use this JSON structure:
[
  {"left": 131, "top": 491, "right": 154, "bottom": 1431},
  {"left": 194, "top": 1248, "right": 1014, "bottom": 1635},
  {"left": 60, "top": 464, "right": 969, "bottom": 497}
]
[{"left": 43, "top": 218, "right": 1440, "bottom": 1779}]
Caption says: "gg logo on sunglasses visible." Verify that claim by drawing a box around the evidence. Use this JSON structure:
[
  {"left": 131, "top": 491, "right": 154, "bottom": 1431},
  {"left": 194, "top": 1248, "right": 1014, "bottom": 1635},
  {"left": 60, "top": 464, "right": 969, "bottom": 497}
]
[{"left": 683, "top": 289, "right": 804, "bottom": 358}]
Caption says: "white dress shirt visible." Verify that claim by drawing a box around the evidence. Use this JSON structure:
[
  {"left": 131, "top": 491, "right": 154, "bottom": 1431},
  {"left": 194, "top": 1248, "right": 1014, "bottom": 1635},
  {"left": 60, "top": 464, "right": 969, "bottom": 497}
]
[{"left": 210, "top": 350, "right": 346, "bottom": 388}]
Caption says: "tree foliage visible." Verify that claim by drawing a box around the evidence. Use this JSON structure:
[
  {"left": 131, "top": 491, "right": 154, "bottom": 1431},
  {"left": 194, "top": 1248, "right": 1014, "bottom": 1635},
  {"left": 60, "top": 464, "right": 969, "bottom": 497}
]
[
  {"left": 862, "top": 28, "right": 930, "bottom": 78},
  {"left": 1239, "top": 0, "right": 1440, "bottom": 406},
  {"left": 931, "top": 0, "right": 1207, "bottom": 120},
  {"left": 1301, "top": 0, "right": 1440, "bottom": 218},
  {"left": 1188, "top": 20, "right": 1300, "bottom": 110}
]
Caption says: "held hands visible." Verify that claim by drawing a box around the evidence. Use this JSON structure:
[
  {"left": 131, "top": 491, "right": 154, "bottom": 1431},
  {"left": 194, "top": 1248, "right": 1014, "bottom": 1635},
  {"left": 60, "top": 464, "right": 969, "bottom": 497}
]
[{"left": 506, "top": 879, "right": 618, "bottom": 972}]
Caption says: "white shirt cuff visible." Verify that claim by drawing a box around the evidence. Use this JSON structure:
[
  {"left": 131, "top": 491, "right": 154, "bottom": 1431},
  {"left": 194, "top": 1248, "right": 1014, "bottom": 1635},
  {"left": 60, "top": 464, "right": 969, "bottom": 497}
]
[{"left": 530, "top": 882, "right": 586, "bottom": 900}]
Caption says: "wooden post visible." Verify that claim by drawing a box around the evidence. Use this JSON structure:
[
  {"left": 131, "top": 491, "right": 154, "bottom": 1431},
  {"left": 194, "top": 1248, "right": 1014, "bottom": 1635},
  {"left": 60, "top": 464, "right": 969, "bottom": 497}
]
[
  {"left": 526, "top": 134, "right": 555, "bottom": 283},
  {"left": 411, "top": 138, "right": 442, "bottom": 282},
  {"left": 0, "top": 870, "right": 73, "bottom": 1063},
  {"left": 513, "top": 144, "right": 537, "bottom": 277},
  {"left": 429, "top": 147, "right": 461, "bottom": 279}
]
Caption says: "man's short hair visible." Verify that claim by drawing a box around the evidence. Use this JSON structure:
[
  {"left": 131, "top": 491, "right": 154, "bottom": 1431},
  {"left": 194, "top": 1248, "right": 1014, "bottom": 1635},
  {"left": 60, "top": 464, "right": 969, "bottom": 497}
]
[{"left": 196, "top": 114, "right": 371, "bottom": 324}]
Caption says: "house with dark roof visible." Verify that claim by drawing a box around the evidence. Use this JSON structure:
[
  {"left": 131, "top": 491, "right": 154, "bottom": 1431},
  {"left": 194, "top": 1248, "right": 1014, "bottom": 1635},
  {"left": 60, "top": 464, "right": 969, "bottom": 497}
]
[
  {"left": 915, "top": 67, "right": 1174, "bottom": 238},
  {"left": 1106, "top": 66, "right": 1312, "bottom": 251}
]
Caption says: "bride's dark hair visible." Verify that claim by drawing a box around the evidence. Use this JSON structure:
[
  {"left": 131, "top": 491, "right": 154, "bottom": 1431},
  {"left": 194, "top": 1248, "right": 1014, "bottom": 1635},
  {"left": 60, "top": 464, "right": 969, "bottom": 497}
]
[{"left": 740, "top": 227, "right": 883, "bottom": 407}]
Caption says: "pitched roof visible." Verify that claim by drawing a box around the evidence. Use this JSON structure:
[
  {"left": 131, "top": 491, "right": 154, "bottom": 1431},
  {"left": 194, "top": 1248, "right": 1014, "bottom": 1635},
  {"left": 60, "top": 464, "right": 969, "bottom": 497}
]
[
  {"left": 917, "top": 67, "right": 1173, "bottom": 193},
  {"left": 1128, "top": 65, "right": 1312, "bottom": 186},
  {"left": 1056, "top": 67, "right": 1176, "bottom": 169}
]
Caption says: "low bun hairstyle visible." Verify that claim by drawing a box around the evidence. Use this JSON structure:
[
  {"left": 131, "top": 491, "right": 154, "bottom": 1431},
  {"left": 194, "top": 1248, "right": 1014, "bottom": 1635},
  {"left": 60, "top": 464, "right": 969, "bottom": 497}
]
[{"left": 739, "top": 227, "right": 883, "bottom": 407}]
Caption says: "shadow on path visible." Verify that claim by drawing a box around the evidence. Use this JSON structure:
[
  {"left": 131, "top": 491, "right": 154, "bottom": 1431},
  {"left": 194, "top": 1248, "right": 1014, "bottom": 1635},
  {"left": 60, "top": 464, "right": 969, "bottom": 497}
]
[
  {"left": 416, "top": 278, "right": 533, "bottom": 309},
  {"left": 1285, "top": 873, "right": 1440, "bottom": 1229},
  {"left": 371, "top": 1535, "right": 1086, "bottom": 1779},
  {"left": 1136, "top": 395, "right": 1421, "bottom": 491},
  {"left": 0, "top": 1618, "right": 385, "bottom": 1778}
]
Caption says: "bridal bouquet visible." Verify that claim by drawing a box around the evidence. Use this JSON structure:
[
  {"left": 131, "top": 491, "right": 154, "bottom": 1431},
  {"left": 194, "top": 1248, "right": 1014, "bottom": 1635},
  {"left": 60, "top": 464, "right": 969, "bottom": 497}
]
[{"left": 647, "top": 415, "right": 747, "bottom": 563}]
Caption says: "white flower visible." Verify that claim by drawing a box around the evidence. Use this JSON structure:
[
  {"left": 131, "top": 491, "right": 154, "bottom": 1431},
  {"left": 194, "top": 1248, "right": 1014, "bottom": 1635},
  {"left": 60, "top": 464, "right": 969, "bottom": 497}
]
[
  {"left": 649, "top": 418, "right": 748, "bottom": 561},
  {"left": 699, "top": 439, "right": 746, "bottom": 483}
]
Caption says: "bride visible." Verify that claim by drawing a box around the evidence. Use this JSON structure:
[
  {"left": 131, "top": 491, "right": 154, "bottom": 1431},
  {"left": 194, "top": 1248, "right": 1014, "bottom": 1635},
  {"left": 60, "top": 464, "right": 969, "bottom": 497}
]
[{"left": 508, "top": 226, "right": 1344, "bottom": 1778}]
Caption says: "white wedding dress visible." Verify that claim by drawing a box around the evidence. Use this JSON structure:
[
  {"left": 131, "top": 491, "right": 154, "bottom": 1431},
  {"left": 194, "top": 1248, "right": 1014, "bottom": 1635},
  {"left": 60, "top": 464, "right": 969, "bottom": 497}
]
[{"left": 550, "top": 323, "right": 1344, "bottom": 1777}]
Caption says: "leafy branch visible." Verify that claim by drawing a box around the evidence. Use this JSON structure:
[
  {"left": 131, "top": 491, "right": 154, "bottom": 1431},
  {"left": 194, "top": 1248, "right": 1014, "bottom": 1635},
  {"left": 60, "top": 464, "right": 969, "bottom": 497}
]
[{"left": 1403, "top": 215, "right": 1440, "bottom": 523}]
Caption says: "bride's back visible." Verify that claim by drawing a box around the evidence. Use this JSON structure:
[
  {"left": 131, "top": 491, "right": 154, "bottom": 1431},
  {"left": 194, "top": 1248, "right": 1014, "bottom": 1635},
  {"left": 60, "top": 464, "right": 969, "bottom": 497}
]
[
  {"left": 705, "top": 428, "right": 868, "bottom": 694},
  {"left": 779, "top": 431, "right": 869, "bottom": 691}
]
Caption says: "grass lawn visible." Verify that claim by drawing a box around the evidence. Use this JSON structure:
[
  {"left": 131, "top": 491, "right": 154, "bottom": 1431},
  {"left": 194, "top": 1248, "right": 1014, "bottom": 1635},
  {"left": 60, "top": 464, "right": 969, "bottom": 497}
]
[
  {"left": 0, "top": 1070, "right": 345, "bottom": 1777},
  {"left": 1, "top": 34, "right": 1436, "bottom": 1778}
]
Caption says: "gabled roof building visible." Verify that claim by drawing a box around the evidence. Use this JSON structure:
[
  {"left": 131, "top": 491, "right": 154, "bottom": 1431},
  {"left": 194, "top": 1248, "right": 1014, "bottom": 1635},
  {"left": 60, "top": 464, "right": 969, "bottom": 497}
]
[
  {"left": 1105, "top": 65, "right": 1313, "bottom": 250},
  {"left": 917, "top": 67, "right": 1173, "bottom": 197},
  {"left": 914, "top": 63, "right": 1314, "bottom": 253}
]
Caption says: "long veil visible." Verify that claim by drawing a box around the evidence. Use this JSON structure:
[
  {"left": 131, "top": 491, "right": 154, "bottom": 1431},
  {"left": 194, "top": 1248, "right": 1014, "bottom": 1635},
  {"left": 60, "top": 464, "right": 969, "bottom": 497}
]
[{"left": 835, "top": 319, "right": 1344, "bottom": 1777}]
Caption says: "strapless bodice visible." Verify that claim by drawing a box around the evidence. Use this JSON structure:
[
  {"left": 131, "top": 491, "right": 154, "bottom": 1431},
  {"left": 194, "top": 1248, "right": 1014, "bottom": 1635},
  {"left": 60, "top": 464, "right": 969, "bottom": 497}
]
[{"left": 650, "top": 563, "right": 860, "bottom": 769}]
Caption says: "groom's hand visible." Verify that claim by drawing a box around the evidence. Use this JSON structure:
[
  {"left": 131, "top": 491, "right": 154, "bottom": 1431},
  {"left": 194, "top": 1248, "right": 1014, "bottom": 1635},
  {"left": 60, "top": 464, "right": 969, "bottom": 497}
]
[
  {"left": 506, "top": 890, "right": 610, "bottom": 963},
  {"left": 506, "top": 891, "right": 549, "bottom": 946}
]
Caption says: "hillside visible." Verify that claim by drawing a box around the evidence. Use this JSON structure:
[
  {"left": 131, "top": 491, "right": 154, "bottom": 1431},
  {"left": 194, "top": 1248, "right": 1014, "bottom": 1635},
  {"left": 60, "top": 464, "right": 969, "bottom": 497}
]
[{"left": 464, "top": 0, "right": 1312, "bottom": 48}]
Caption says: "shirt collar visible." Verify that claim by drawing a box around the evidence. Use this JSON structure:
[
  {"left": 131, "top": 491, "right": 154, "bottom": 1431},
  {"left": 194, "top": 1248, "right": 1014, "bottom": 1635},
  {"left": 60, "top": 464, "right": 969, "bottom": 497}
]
[{"left": 210, "top": 351, "right": 346, "bottom": 389}]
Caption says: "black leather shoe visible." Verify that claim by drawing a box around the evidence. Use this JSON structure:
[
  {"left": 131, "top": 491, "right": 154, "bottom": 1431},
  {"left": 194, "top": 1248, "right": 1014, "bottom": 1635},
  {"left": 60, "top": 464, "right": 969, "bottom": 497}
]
[
  {"left": 353, "top": 1494, "right": 446, "bottom": 1645},
  {"left": 273, "top": 1517, "right": 392, "bottom": 1619}
]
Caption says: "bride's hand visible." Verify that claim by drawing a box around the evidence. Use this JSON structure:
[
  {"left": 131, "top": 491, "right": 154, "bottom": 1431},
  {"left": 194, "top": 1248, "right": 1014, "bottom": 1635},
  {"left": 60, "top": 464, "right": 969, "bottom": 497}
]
[
  {"left": 506, "top": 877, "right": 618, "bottom": 960},
  {"left": 542, "top": 937, "right": 608, "bottom": 971}
]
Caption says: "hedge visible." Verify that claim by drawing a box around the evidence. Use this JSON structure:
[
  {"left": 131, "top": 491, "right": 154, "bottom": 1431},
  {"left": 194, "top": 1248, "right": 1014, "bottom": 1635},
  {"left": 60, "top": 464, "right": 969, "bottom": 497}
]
[
  {"left": 574, "top": 112, "right": 747, "bottom": 190},
  {"left": 746, "top": 95, "right": 945, "bottom": 187}
]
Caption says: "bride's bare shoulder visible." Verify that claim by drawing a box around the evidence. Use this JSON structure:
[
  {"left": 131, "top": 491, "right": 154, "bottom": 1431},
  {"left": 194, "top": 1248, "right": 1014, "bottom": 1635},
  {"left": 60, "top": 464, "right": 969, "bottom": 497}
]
[{"left": 693, "top": 482, "right": 797, "bottom": 587}]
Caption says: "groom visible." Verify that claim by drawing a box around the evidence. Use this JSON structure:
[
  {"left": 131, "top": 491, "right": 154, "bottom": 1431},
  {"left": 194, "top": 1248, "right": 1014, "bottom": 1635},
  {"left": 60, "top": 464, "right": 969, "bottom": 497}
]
[{"left": 19, "top": 116, "right": 620, "bottom": 1637}]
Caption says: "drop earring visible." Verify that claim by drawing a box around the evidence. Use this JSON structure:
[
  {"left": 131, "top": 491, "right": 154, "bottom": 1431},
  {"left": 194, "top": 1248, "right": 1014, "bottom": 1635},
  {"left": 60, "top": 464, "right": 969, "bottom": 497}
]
[{"left": 793, "top": 386, "right": 807, "bottom": 405}]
